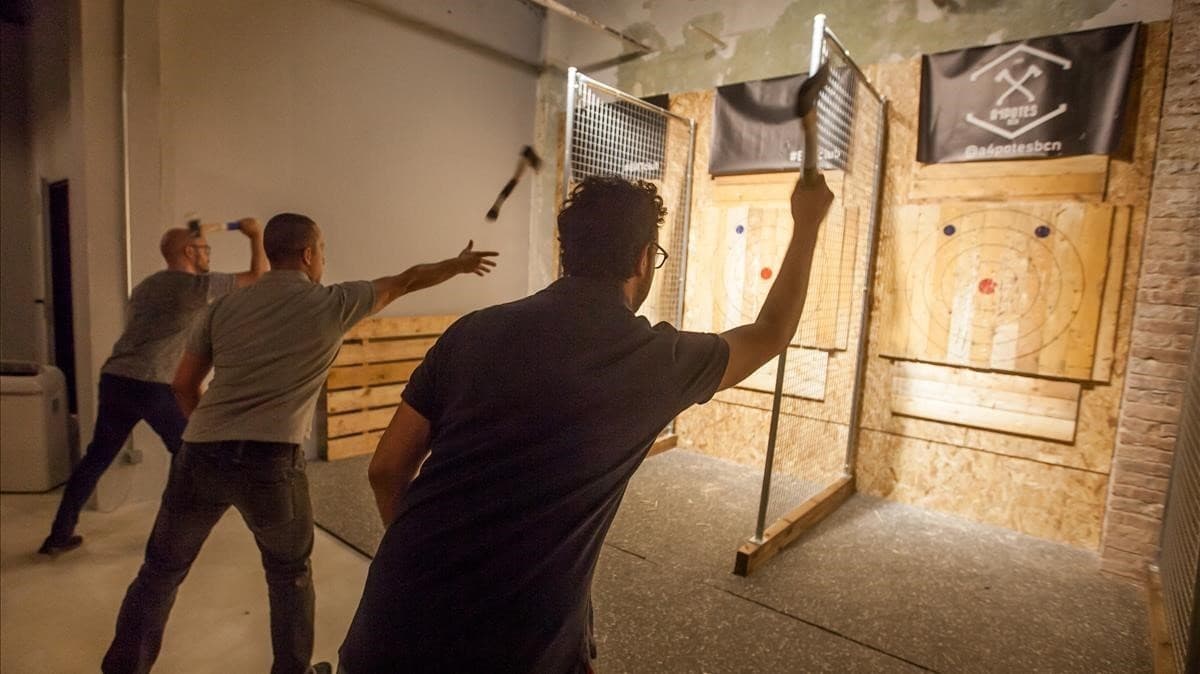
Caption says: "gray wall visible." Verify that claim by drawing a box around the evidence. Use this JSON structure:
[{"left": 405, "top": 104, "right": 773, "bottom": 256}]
[
  {"left": 149, "top": 0, "right": 542, "bottom": 315},
  {"left": 0, "top": 22, "right": 36, "bottom": 363},
  {"left": 3, "top": 0, "right": 543, "bottom": 506}
]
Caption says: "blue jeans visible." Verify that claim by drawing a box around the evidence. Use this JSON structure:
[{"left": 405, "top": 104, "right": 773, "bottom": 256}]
[
  {"left": 47, "top": 373, "right": 186, "bottom": 543},
  {"left": 102, "top": 440, "right": 315, "bottom": 674}
]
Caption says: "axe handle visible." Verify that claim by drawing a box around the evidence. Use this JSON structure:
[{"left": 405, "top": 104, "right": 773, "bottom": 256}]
[
  {"left": 486, "top": 155, "right": 536, "bottom": 220},
  {"left": 206, "top": 221, "right": 241, "bottom": 233},
  {"left": 486, "top": 179, "right": 519, "bottom": 220},
  {"left": 801, "top": 111, "right": 820, "bottom": 187},
  {"left": 498, "top": 178, "right": 519, "bottom": 200}
]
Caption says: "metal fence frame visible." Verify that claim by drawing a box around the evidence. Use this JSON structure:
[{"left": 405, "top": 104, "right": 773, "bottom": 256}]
[
  {"left": 1157, "top": 313, "right": 1200, "bottom": 674},
  {"left": 738, "top": 15, "right": 889, "bottom": 573},
  {"left": 561, "top": 68, "right": 698, "bottom": 332}
]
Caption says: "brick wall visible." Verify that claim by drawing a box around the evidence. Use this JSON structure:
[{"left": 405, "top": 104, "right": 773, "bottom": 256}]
[{"left": 1101, "top": 0, "right": 1200, "bottom": 581}]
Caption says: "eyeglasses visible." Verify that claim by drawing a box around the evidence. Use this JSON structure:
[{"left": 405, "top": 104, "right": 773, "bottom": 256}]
[
  {"left": 188, "top": 244, "right": 212, "bottom": 254},
  {"left": 653, "top": 243, "right": 669, "bottom": 269}
]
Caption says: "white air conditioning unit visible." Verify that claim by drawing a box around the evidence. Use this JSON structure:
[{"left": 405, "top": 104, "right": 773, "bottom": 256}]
[{"left": 1, "top": 361, "right": 71, "bottom": 492}]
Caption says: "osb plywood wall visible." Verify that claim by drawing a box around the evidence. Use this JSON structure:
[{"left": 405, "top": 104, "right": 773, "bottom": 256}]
[
  {"left": 674, "top": 22, "right": 1168, "bottom": 550},
  {"left": 855, "top": 22, "right": 1168, "bottom": 549},
  {"left": 673, "top": 79, "right": 880, "bottom": 490}
]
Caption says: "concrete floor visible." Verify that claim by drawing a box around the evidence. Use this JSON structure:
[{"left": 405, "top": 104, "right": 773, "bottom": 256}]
[
  {"left": 0, "top": 491, "right": 368, "bottom": 673},
  {"left": 2, "top": 448, "right": 1152, "bottom": 673},
  {"left": 597, "top": 451, "right": 1152, "bottom": 673}
]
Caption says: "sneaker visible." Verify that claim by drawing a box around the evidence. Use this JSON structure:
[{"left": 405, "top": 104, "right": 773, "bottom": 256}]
[
  {"left": 307, "top": 663, "right": 333, "bottom": 674},
  {"left": 37, "top": 535, "right": 83, "bottom": 556}
]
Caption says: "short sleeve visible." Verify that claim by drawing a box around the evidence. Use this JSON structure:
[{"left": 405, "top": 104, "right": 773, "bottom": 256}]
[
  {"left": 399, "top": 313, "right": 471, "bottom": 422},
  {"left": 400, "top": 335, "right": 443, "bottom": 421},
  {"left": 204, "top": 272, "right": 237, "bottom": 302},
  {"left": 187, "top": 303, "right": 216, "bottom": 360},
  {"left": 651, "top": 323, "right": 730, "bottom": 408},
  {"left": 331, "top": 281, "right": 378, "bottom": 332}
]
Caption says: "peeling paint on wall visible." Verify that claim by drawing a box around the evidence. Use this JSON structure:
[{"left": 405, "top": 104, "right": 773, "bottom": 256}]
[
  {"left": 551, "top": 0, "right": 1171, "bottom": 95},
  {"left": 532, "top": 0, "right": 1172, "bottom": 287}
]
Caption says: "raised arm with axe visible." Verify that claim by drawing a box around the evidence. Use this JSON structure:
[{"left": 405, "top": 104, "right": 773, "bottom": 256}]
[{"left": 187, "top": 217, "right": 243, "bottom": 236}]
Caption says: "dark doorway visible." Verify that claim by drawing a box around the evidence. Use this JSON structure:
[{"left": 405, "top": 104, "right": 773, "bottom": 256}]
[{"left": 47, "top": 179, "right": 77, "bottom": 413}]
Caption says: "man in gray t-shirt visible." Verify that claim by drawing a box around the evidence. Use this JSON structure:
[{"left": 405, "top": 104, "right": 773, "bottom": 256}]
[
  {"left": 102, "top": 212, "right": 498, "bottom": 674},
  {"left": 41, "top": 221, "right": 267, "bottom": 556}
]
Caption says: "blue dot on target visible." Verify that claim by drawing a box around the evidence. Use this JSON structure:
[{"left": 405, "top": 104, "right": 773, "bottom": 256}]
[
  {"left": 735, "top": 225, "right": 745, "bottom": 234},
  {"left": 1035, "top": 225, "right": 1051, "bottom": 238},
  {"left": 943, "top": 224, "right": 956, "bottom": 236}
]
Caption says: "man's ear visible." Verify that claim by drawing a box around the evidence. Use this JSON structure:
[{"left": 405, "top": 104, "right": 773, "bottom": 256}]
[
  {"left": 302, "top": 246, "right": 315, "bottom": 266},
  {"left": 635, "top": 242, "right": 654, "bottom": 276}
]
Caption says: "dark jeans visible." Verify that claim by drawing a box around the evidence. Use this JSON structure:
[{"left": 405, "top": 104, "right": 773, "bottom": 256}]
[
  {"left": 102, "top": 440, "right": 315, "bottom": 674},
  {"left": 47, "top": 373, "right": 187, "bottom": 542}
]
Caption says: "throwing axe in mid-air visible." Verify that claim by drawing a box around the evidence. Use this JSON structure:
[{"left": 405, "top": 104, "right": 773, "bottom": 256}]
[{"left": 486, "top": 145, "right": 542, "bottom": 221}]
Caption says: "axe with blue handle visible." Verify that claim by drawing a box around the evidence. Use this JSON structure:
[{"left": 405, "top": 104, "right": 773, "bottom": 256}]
[{"left": 186, "top": 218, "right": 241, "bottom": 235}]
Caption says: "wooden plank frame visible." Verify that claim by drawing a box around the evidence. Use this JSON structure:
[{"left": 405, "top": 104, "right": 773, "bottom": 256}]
[
  {"left": 324, "top": 315, "right": 457, "bottom": 461},
  {"left": 889, "top": 360, "right": 1082, "bottom": 442},
  {"left": 646, "top": 433, "right": 678, "bottom": 458},
  {"left": 907, "top": 155, "right": 1110, "bottom": 202},
  {"left": 733, "top": 475, "right": 855, "bottom": 577},
  {"left": 1146, "top": 567, "right": 1179, "bottom": 674},
  {"left": 1090, "top": 206, "right": 1132, "bottom": 382}
]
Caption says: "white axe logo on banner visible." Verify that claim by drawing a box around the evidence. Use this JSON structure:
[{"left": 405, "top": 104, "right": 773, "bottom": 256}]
[
  {"left": 918, "top": 23, "right": 1136, "bottom": 164},
  {"left": 964, "top": 44, "right": 1072, "bottom": 140}
]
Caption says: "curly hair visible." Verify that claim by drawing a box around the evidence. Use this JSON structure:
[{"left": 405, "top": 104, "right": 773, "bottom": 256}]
[{"left": 557, "top": 176, "right": 667, "bottom": 279}]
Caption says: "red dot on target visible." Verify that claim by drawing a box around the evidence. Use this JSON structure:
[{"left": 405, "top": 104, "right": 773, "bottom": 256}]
[
  {"left": 978, "top": 278, "right": 997, "bottom": 295},
  {"left": 760, "top": 267, "right": 773, "bottom": 280}
]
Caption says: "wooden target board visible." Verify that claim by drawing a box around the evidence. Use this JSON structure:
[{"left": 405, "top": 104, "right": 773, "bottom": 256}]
[
  {"left": 741, "top": 347, "right": 829, "bottom": 401},
  {"left": 706, "top": 171, "right": 855, "bottom": 351},
  {"left": 882, "top": 202, "right": 1116, "bottom": 381}
]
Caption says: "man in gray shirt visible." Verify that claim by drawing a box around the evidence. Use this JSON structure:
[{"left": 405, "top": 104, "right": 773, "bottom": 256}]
[
  {"left": 41, "top": 220, "right": 266, "bottom": 556},
  {"left": 101, "top": 212, "right": 498, "bottom": 674}
]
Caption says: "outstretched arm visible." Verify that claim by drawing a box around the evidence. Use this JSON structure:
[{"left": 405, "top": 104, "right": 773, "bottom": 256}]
[
  {"left": 370, "top": 240, "right": 498, "bottom": 315},
  {"left": 368, "top": 402, "right": 432, "bottom": 525},
  {"left": 234, "top": 218, "right": 268, "bottom": 288},
  {"left": 717, "top": 174, "right": 834, "bottom": 391}
]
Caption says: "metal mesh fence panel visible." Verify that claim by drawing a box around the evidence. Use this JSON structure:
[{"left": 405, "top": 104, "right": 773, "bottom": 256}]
[
  {"left": 755, "top": 23, "right": 887, "bottom": 538},
  {"left": 1159, "top": 317, "right": 1200, "bottom": 674},
  {"left": 563, "top": 69, "right": 697, "bottom": 331}
]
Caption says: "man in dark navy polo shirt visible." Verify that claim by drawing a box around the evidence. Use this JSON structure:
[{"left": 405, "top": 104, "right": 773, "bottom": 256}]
[{"left": 339, "top": 173, "right": 833, "bottom": 673}]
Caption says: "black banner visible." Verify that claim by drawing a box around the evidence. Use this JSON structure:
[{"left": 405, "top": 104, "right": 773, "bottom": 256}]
[
  {"left": 918, "top": 23, "right": 1137, "bottom": 164},
  {"left": 710, "top": 69, "right": 854, "bottom": 176}
]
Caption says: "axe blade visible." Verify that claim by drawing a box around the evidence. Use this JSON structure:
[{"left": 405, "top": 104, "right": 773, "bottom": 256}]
[{"left": 795, "top": 61, "right": 831, "bottom": 118}]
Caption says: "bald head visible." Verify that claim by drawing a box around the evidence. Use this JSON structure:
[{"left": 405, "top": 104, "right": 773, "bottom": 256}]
[
  {"left": 160, "top": 228, "right": 194, "bottom": 262},
  {"left": 161, "top": 227, "right": 210, "bottom": 273}
]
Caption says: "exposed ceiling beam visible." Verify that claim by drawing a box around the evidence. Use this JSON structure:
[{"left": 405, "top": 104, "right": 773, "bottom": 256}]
[
  {"left": 525, "top": 0, "right": 653, "bottom": 54},
  {"left": 337, "top": 0, "right": 544, "bottom": 74}
]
